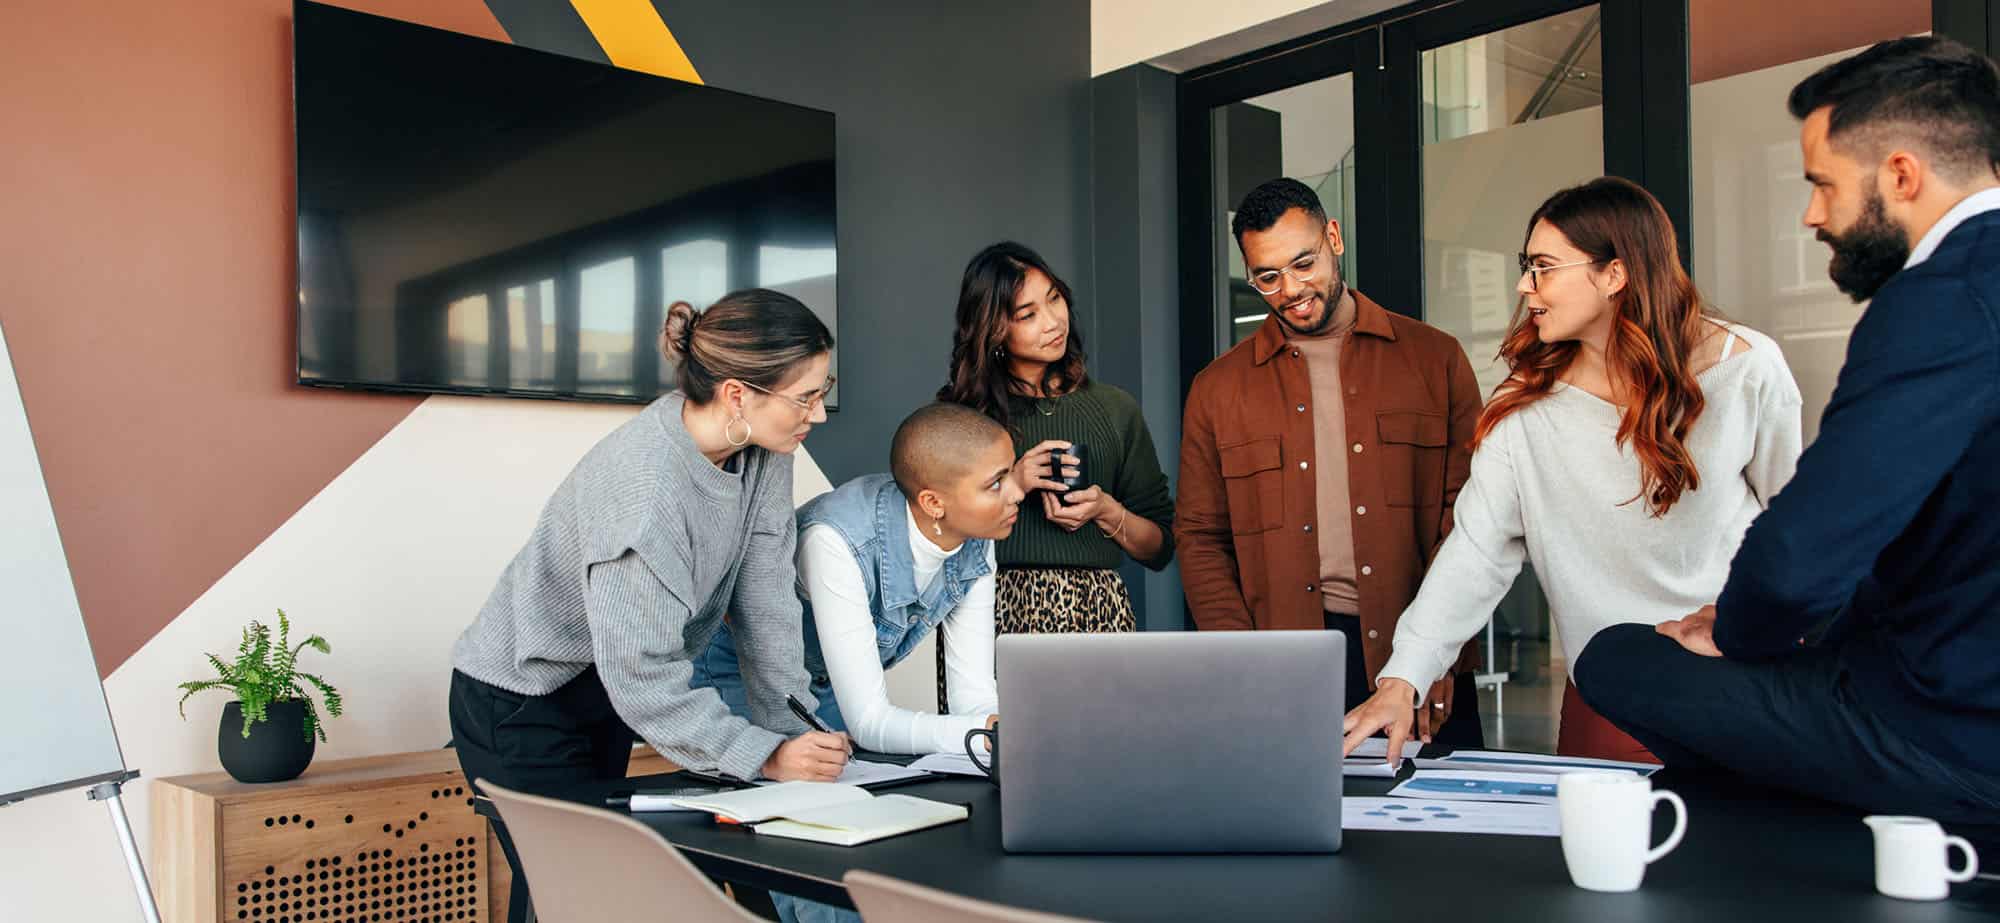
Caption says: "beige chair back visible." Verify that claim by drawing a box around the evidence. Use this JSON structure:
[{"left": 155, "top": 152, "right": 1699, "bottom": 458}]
[
  {"left": 843, "top": 869, "right": 1101, "bottom": 923},
  {"left": 479, "top": 779, "right": 761, "bottom": 923}
]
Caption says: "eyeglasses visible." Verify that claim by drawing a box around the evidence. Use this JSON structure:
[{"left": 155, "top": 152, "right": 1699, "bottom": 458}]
[
  {"left": 1248, "top": 248, "right": 1324, "bottom": 295},
  {"left": 743, "top": 376, "right": 836, "bottom": 413},
  {"left": 1517, "top": 254, "right": 1600, "bottom": 292}
]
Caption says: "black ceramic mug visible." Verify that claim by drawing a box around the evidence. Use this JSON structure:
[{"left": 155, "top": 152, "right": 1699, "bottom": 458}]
[
  {"left": 1053, "top": 442, "right": 1089, "bottom": 502},
  {"left": 964, "top": 726, "right": 999, "bottom": 786}
]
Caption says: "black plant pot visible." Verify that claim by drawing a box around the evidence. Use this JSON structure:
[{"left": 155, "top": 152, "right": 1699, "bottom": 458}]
[{"left": 219, "top": 700, "right": 316, "bottom": 783}]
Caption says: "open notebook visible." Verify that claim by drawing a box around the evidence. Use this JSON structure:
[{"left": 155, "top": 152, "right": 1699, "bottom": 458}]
[{"left": 671, "top": 781, "right": 968, "bottom": 846}]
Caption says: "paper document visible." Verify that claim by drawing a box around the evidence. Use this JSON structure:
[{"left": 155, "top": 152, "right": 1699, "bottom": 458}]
[
  {"left": 1349, "top": 738, "right": 1423, "bottom": 760},
  {"left": 1342, "top": 759, "right": 1400, "bottom": 778},
  {"left": 753, "top": 759, "right": 931, "bottom": 788},
  {"left": 908, "top": 752, "right": 988, "bottom": 777},
  {"left": 1344, "top": 797, "right": 1558, "bottom": 836},
  {"left": 1390, "top": 770, "right": 1560, "bottom": 804},
  {"left": 1426, "top": 750, "right": 1658, "bottom": 776}
]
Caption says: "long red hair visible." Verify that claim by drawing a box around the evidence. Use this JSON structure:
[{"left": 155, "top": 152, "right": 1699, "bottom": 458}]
[{"left": 1473, "top": 177, "right": 1712, "bottom": 517}]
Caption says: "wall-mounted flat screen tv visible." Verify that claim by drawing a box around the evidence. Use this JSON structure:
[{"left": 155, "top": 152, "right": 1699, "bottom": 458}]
[{"left": 294, "top": 0, "right": 838, "bottom": 406}]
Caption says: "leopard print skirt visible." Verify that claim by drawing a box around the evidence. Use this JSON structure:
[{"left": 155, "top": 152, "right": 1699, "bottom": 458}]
[{"left": 937, "top": 566, "right": 1135, "bottom": 711}]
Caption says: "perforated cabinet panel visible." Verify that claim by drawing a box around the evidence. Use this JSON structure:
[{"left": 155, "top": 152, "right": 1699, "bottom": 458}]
[
  {"left": 155, "top": 748, "right": 673, "bottom": 923},
  {"left": 219, "top": 781, "right": 488, "bottom": 923}
]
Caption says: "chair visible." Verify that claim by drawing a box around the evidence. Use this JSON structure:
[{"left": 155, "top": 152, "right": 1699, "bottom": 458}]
[
  {"left": 843, "top": 869, "right": 1101, "bottom": 923},
  {"left": 478, "top": 779, "right": 762, "bottom": 923}
]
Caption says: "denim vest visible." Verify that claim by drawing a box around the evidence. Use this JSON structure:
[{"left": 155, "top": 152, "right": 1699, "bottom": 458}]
[{"left": 799, "top": 474, "right": 993, "bottom": 681}]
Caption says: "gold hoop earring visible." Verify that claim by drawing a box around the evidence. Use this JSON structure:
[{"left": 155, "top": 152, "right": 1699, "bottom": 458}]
[{"left": 725, "top": 415, "right": 753, "bottom": 447}]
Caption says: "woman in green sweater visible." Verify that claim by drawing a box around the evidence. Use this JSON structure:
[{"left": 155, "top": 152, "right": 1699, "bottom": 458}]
[{"left": 936, "top": 242, "right": 1174, "bottom": 698}]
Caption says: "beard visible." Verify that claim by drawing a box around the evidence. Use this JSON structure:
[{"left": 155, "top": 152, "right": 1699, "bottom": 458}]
[
  {"left": 1272, "top": 271, "right": 1349, "bottom": 337},
  {"left": 1818, "top": 191, "right": 1911, "bottom": 302}
]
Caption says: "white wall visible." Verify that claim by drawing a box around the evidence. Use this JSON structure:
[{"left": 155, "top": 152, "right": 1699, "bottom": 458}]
[{"left": 0, "top": 395, "right": 914, "bottom": 922}]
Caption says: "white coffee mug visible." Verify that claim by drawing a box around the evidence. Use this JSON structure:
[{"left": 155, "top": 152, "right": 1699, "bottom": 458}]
[
  {"left": 1558, "top": 771, "right": 1687, "bottom": 892},
  {"left": 1863, "top": 816, "right": 1980, "bottom": 901}
]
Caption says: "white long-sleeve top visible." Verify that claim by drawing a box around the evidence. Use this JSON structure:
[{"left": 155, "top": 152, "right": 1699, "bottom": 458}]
[
  {"left": 800, "top": 507, "right": 999, "bottom": 754},
  {"left": 1377, "top": 323, "right": 1804, "bottom": 699}
]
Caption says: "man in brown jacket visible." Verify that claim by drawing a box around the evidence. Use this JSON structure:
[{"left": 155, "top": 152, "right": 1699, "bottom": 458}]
[{"left": 1177, "top": 178, "right": 1485, "bottom": 749}]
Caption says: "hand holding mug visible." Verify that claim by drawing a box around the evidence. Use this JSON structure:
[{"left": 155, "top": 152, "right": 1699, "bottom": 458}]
[{"left": 1011, "top": 440, "right": 1076, "bottom": 495}]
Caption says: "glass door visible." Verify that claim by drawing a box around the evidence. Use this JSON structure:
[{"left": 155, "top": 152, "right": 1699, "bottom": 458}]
[
  {"left": 1183, "top": 33, "right": 1366, "bottom": 358},
  {"left": 1179, "top": 0, "right": 1687, "bottom": 752}
]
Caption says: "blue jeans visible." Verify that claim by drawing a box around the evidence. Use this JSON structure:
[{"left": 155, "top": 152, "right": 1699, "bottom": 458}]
[
  {"left": 690, "top": 624, "right": 859, "bottom": 923},
  {"left": 1574, "top": 623, "right": 2000, "bottom": 826},
  {"left": 690, "top": 622, "right": 845, "bottom": 731}
]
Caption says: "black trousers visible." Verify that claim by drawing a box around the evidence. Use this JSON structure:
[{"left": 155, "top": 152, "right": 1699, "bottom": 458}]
[
  {"left": 1575, "top": 623, "right": 2000, "bottom": 826},
  {"left": 449, "top": 667, "right": 634, "bottom": 923},
  {"left": 1326, "top": 612, "right": 1485, "bottom": 751}
]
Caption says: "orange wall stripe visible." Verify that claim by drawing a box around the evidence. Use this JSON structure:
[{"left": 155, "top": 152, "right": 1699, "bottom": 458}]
[{"left": 567, "top": 0, "right": 703, "bottom": 83}]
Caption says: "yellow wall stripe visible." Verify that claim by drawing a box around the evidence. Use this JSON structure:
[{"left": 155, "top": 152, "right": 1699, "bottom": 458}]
[{"left": 568, "top": 0, "right": 703, "bottom": 84}]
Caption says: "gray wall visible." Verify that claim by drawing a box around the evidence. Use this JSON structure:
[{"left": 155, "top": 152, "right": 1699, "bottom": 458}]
[
  {"left": 561, "top": 0, "right": 1095, "bottom": 483},
  {"left": 498, "top": 4, "right": 1205, "bottom": 625},
  {"left": 1091, "top": 63, "right": 1184, "bottom": 628}
]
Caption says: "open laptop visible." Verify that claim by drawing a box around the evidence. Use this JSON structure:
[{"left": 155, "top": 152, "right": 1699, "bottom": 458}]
[{"left": 994, "top": 630, "right": 1345, "bottom": 853}]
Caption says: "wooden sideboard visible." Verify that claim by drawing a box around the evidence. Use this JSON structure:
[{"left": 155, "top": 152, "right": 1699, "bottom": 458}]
[{"left": 151, "top": 747, "right": 676, "bottom": 923}]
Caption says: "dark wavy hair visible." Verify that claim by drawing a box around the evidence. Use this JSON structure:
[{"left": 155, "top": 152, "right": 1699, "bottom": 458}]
[{"left": 937, "top": 242, "right": 1089, "bottom": 428}]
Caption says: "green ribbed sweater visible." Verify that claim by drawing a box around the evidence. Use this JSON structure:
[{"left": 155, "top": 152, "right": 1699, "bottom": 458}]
[{"left": 998, "top": 380, "right": 1175, "bottom": 571}]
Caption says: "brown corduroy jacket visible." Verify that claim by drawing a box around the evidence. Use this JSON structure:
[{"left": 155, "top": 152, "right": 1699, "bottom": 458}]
[{"left": 1176, "top": 291, "right": 1484, "bottom": 723}]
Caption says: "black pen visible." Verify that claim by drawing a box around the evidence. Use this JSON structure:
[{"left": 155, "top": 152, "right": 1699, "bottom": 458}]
[
  {"left": 786, "top": 693, "right": 831, "bottom": 733},
  {"left": 787, "top": 694, "right": 853, "bottom": 757}
]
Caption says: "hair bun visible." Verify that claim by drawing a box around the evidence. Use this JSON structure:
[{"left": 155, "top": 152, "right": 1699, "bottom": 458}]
[{"left": 660, "top": 300, "right": 698, "bottom": 361}]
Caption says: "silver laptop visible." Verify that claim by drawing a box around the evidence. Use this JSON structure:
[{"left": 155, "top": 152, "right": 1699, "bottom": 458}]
[{"left": 994, "top": 630, "right": 1344, "bottom": 853}]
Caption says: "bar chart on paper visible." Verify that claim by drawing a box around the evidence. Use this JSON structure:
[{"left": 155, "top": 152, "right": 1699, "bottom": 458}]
[{"left": 1343, "top": 797, "right": 1559, "bottom": 836}]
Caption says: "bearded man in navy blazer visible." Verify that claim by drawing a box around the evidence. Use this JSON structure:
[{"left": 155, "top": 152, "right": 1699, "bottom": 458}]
[{"left": 1577, "top": 36, "right": 2000, "bottom": 825}]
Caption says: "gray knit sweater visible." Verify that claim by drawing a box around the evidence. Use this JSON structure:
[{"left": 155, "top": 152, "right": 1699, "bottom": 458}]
[{"left": 452, "top": 391, "right": 814, "bottom": 780}]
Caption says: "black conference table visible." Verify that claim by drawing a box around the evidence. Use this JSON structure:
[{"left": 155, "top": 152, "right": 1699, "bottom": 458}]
[{"left": 485, "top": 753, "right": 2000, "bottom": 922}]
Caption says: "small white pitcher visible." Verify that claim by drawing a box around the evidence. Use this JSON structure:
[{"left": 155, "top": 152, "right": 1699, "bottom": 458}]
[{"left": 1863, "top": 815, "right": 1980, "bottom": 901}]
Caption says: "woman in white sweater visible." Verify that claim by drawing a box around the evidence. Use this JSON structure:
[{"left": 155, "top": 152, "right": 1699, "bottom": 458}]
[{"left": 1342, "top": 177, "right": 1803, "bottom": 762}]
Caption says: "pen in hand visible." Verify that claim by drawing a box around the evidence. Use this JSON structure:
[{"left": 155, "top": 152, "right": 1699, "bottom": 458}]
[{"left": 787, "top": 693, "right": 852, "bottom": 758}]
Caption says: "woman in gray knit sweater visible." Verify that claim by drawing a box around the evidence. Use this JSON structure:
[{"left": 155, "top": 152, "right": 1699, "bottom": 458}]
[{"left": 447, "top": 290, "right": 850, "bottom": 923}]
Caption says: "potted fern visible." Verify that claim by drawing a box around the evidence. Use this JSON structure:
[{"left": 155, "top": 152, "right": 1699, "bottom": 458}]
[{"left": 177, "top": 610, "right": 344, "bottom": 783}]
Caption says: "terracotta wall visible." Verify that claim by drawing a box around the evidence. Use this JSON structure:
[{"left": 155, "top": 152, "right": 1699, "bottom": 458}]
[{"left": 0, "top": 0, "right": 505, "bottom": 676}]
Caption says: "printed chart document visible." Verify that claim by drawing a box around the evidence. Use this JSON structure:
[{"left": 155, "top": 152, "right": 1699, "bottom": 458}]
[
  {"left": 1390, "top": 770, "right": 1560, "bottom": 804},
  {"left": 1344, "top": 797, "right": 1558, "bottom": 836},
  {"left": 1421, "top": 750, "right": 1658, "bottom": 776},
  {"left": 673, "top": 782, "right": 967, "bottom": 846}
]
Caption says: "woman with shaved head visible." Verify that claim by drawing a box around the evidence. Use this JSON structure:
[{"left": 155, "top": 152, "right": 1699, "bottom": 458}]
[{"left": 690, "top": 403, "right": 1024, "bottom": 923}]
